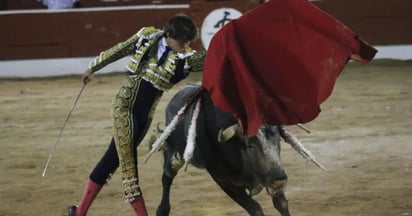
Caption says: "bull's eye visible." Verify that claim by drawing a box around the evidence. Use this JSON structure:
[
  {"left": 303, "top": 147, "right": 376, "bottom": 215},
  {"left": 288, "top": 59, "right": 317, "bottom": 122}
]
[{"left": 261, "top": 125, "right": 276, "bottom": 137}]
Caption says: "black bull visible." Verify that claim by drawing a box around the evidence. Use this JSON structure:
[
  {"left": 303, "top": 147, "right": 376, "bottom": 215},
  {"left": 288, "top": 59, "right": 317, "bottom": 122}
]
[{"left": 155, "top": 84, "right": 290, "bottom": 216}]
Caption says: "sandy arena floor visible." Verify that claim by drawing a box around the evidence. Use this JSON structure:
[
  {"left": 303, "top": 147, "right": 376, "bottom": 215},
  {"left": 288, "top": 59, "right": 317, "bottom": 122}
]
[{"left": 0, "top": 60, "right": 411, "bottom": 216}]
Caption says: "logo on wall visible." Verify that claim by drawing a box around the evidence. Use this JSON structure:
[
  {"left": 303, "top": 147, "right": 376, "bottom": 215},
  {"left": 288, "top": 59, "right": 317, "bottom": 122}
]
[{"left": 201, "top": 8, "right": 242, "bottom": 50}]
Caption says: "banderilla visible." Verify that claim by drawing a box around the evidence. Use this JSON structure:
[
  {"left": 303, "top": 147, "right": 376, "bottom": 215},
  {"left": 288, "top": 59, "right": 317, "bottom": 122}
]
[{"left": 41, "top": 84, "right": 87, "bottom": 177}]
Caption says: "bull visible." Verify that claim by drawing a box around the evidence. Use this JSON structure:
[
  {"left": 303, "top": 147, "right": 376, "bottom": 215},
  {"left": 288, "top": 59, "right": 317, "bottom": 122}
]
[{"left": 148, "top": 84, "right": 323, "bottom": 216}]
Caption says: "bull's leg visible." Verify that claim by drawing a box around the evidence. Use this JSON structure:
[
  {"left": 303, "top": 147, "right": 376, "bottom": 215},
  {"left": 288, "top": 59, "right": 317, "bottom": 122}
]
[
  {"left": 155, "top": 172, "right": 175, "bottom": 216},
  {"left": 156, "top": 151, "right": 183, "bottom": 216},
  {"left": 211, "top": 176, "right": 265, "bottom": 216},
  {"left": 272, "top": 190, "right": 290, "bottom": 216}
]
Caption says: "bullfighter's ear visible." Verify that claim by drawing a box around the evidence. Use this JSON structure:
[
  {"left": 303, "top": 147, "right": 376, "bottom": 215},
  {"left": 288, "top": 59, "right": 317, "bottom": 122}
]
[{"left": 218, "top": 124, "right": 242, "bottom": 143}]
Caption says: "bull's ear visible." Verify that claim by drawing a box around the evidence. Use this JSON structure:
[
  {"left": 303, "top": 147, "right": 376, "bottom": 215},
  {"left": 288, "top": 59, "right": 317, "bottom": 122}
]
[{"left": 217, "top": 124, "right": 242, "bottom": 143}]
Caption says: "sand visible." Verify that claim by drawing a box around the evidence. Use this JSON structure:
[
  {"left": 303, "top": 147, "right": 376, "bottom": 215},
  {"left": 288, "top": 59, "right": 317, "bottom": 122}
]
[{"left": 1, "top": 60, "right": 411, "bottom": 216}]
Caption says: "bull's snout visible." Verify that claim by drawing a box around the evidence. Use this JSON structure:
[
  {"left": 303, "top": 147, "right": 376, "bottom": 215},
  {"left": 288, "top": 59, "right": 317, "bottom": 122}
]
[
  {"left": 262, "top": 167, "right": 287, "bottom": 184},
  {"left": 266, "top": 178, "right": 288, "bottom": 195}
]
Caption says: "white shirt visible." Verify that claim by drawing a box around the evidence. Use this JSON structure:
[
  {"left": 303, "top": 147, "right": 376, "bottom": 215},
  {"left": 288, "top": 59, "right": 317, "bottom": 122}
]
[
  {"left": 42, "top": 0, "right": 76, "bottom": 9},
  {"left": 157, "top": 37, "right": 171, "bottom": 61}
]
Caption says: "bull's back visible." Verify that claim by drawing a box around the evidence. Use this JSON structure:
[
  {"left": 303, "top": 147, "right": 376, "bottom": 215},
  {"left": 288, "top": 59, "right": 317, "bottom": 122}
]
[
  {"left": 164, "top": 84, "right": 205, "bottom": 165},
  {"left": 165, "top": 83, "right": 228, "bottom": 169},
  {"left": 165, "top": 83, "right": 201, "bottom": 124}
]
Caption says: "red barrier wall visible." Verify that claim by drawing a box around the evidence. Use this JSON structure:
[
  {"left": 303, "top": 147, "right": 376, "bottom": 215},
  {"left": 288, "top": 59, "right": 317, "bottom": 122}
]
[
  {"left": 0, "top": 1, "right": 256, "bottom": 60},
  {"left": 1, "top": 0, "right": 411, "bottom": 60}
]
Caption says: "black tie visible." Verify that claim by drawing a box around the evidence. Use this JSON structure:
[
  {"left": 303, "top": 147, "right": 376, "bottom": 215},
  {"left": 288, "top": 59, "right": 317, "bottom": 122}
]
[{"left": 157, "top": 46, "right": 171, "bottom": 66}]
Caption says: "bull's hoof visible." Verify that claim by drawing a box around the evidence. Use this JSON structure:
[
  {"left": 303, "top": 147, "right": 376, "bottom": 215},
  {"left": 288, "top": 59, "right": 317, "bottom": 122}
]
[
  {"left": 156, "top": 205, "right": 171, "bottom": 216},
  {"left": 67, "top": 205, "right": 77, "bottom": 216}
]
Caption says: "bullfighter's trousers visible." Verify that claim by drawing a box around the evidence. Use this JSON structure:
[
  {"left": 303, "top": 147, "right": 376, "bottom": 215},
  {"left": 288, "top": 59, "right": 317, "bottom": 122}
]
[{"left": 112, "top": 74, "right": 162, "bottom": 202}]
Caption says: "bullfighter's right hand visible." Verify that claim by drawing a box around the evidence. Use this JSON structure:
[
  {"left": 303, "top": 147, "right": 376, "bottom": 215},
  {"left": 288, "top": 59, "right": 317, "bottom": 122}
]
[{"left": 82, "top": 69, "right": 94, "bottom": 85}]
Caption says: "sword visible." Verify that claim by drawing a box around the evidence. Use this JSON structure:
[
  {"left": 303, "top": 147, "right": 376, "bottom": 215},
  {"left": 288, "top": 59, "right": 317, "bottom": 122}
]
[{"left": 42, "top": 84, "right": 86, "bottom": 177}]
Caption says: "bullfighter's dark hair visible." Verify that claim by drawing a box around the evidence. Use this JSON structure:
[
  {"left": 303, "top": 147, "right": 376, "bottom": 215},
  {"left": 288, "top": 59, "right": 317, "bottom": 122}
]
[{"left": 164, "top": 14, "right": 198, "bottom": 42}]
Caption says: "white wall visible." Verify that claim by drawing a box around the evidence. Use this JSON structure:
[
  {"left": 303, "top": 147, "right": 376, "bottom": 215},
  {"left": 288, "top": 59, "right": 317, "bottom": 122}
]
[{"left": 0, "top": 45, "right": 411, "bottom": 78}]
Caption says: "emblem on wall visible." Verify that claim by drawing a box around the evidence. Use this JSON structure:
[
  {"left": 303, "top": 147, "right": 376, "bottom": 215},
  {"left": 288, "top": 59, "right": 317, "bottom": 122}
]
[{"left": 200, "top": 8, "right": 242, "bottom": 50}]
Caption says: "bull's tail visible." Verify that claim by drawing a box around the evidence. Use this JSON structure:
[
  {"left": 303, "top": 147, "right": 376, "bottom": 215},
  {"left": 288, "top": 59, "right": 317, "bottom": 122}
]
[{"left": 144, "top": 87, "right": 204, "bottom": 163}]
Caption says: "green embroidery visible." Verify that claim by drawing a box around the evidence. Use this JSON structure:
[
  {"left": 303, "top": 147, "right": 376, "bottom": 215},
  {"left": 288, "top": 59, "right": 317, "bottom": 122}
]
[
  {"left": 129, "top": 28, "right": 197, "bottom": 91},
  {"left": 188, "top": 50, "right": 206, "bottom": 72},
  {"left": 137, "top": 26, "right": 159, "bottom": 37},
  {"left": 89, "top": 26, "right": 205, "bottom": 91},
  {"left": 89, "top": 34, "right": 138, "bottom": 72},
  {"left": 140, "top": 49, "right": 197, "bottom": 91}
]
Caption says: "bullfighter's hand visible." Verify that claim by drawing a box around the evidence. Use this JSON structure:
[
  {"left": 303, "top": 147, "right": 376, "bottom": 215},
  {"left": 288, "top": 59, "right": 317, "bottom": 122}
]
[{"left": 82, "top": 69, "right": 94, "bottom": 85}]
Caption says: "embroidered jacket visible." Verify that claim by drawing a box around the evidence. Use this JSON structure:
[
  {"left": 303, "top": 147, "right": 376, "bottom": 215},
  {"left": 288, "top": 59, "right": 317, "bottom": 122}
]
[{"left": 88, "top": 26, "right": 205, "bottom": 91}]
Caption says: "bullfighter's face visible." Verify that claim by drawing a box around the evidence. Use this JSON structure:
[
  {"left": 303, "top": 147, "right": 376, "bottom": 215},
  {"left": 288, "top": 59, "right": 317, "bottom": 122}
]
[{"left": 166, "top": 37, "right": 192, "bottom": 53}]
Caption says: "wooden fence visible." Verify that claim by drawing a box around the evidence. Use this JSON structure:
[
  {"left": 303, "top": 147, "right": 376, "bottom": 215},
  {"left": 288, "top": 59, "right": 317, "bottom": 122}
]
[{"left": 0, "top": 0, "right": 411, "bottom": 60}]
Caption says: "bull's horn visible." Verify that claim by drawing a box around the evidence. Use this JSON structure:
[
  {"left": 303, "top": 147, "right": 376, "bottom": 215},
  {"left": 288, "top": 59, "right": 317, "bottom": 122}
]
[{"left": 218, "top": 123, "right": 242, "bottom": 143}]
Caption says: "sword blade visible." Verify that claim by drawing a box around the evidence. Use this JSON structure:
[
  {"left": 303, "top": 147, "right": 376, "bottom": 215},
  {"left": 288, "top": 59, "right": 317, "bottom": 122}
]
[{"left": 42, "top": 84, "right": 86, "bottom": 177}]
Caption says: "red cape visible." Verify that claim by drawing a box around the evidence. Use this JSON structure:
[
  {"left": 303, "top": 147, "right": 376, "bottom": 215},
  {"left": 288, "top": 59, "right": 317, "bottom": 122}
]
[{"left": 202, "top": 0, "right": 377, "bottom": 137}]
